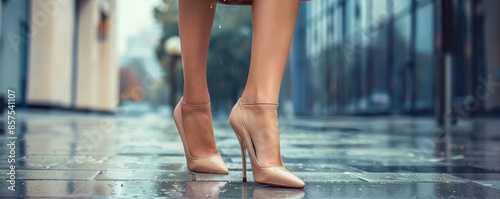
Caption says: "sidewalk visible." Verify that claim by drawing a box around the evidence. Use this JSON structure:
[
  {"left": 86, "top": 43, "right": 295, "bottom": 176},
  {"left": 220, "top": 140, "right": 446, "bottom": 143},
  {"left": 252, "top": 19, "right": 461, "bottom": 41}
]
[{"left": 1, "top": 111, "right": 499, "bottom": 198}]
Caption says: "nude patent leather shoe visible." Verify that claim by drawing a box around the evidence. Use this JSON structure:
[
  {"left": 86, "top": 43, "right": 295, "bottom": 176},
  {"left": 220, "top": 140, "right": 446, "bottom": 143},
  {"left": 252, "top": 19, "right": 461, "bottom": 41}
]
[
  {"left": 173, "top": 97, "right": 228, "bottom": 174},
  {"left": 229, "top": 99, "right": 305, "bottom": 188}
]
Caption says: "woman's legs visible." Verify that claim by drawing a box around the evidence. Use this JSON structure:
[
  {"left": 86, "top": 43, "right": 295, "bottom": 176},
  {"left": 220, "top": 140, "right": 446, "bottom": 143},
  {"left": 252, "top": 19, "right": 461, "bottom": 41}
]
[
  {"left": 240, "top": 0, "right": 300, "bottom": 104},
  {"left": 178, "top": 0, "right": 217, "bottom": 104}
]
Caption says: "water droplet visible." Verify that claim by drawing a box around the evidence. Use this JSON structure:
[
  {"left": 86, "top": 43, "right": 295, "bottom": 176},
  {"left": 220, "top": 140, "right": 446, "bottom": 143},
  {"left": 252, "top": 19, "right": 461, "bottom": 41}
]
[{"left": 219, "top": 24, "right": 222, "bottom": 29}]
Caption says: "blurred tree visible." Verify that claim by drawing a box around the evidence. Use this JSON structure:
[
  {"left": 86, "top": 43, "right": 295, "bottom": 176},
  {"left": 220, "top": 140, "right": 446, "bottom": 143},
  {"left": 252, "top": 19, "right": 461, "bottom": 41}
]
[
  {"left": 120, "top": 59, "right": 146, "bottom": 103},
  {"left": 154, "top": 1, "right": 253, "bottom": 114},
  {"left": 154, "top": 0, "right": 182, "bottom": 110}
]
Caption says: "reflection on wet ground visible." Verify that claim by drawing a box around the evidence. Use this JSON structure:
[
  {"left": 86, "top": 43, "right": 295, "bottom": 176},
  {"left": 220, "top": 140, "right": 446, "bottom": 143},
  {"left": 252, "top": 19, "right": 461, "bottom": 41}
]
[{"left": 0, "top": 111, "right": 499, "bottom": 198}]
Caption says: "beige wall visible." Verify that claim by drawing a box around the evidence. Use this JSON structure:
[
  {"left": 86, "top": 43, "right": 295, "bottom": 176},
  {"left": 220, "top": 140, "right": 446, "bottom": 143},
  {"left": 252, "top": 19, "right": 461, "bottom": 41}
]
[
  {"left": 75, "top": 0, "right": 100, "bottom": 109},
  {"left": 75, "top": 0, "right": 118, "bottom": 111},
  {"left": 27, "top": 0, "right": 75, "bottom": 107},
  {"left": 27, "top": 0, "right": 118, "bottom": 112},
  {"left": 97, "top": 0, "right": 119, "bottom": 111}
]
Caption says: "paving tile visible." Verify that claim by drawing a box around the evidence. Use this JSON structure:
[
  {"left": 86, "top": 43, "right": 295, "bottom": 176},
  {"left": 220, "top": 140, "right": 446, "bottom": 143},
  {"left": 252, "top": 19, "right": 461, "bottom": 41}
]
[
  {"left": 95, "top": 170, "right": 194, "bottom": 181},
  {"left": 52, "top": 162, "right": 172, "bottom": 170},
  {"left": 0, "top": 180, "right": 86, "bottom": 198},
  {"left": 289, "top": 164, "right": 359, "bottom": 172},
  {"left": 0, "top": 160, "right": 62, "bottom": 169},
  {"left": 447, "top": 173, "right": 500, "bottom": 181},
  {"left": 104, "top": 155, "right": 186, "bottom": 164},
  {"left": 0, "top": 170, "right": 100, "bottom": 180},
  {"left": 48, "top": 155, "right": 188, "bottom": 171},
  {"left": 249, "top": 186, "right": 306, "bottom": 199},
  {"left": 195, "top": 172, "right": 363, "bottom": 183},
  {"left": 475, "top": 181, "right": 500, "bottom": 191},
  {"left": 296, "top": 172, "right": 364, "bottom": 182},
  {"left": 349, "top": 165, "right": 500, "bottom": 173},
  {"left": 299, "top": 182, "right": 500, "bottom": 199},
  {"left": 224, "top": 161, "right": 358, "bottom": 172},
  {"left": 351, "top": 173, "right": 467, "bottom": 183},
  {"left": 195, "top": 172, "right": 253, "bottom": 182},
  {"left": 72, "top": 181, "right": 228, "bottom": 198},
  {"left": 118, "top": 146, "right": 184, "bottom": 155},
  {"left": 446, "top": 173, "right": 500, "bottom": 191}
]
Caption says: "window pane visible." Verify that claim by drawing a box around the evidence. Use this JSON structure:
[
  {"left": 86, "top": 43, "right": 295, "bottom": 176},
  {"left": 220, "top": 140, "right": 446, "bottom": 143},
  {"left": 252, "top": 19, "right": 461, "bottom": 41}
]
[{"left": 415, "top": 4, "right": 434, "bottom": 110}]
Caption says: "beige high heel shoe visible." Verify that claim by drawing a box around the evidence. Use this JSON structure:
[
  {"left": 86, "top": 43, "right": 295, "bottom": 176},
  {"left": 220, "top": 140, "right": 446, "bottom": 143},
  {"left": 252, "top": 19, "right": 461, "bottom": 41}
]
[
  {"left": 173, "top": 97, "right": 228, "bottom": 174},
  {"left": 229, "top": 99, "right": 305, "bottom": 188}
]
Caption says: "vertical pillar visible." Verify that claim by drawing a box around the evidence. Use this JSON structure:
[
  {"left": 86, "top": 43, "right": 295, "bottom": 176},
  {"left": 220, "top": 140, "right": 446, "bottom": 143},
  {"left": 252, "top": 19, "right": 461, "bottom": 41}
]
[
  {"left": 291, "top": 4, "right": 310, "bottom": 116},
  {"left": 0, "top": 0, "right": 3, "bottom": 34},
  {"left": 434, "top": 0, "right": 454, "bottom": 126},
  {"left": 469, "top": 0, "right": 484, "bottom": 114},
  {"left": 96, "top": 0, "right": 118, "bottom": 111},
  {"left": 387, "top": 0, "right": 395, "bottom": 113},
  {"left": 483, "top": 0, "right": 500, "bottom": 112},
  {"left": 366, "top": 0, "right": 374, "bottom": 112},
  {"left": 408, "top": 0, "right": 417, "bottom": 114},
  {"left": 0, "top": 0, "right": 29, "bottom": 105},
  {"left": 75, "top": 0, "right": 117, "bottom": 112},
  {"left": 339, "top": 0, "right": 346, "bottom": 113},
  {"left": 75, "top": 0, "right": 100, "bottom": 110},
  {"left": 27, "top": 0, "right": 75, "bottom": 107}
]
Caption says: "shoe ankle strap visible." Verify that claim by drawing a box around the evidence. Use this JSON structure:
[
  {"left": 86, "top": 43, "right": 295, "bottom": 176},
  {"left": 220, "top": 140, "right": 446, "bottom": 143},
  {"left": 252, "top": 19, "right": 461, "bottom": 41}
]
[
  {"left": 239, "top": 98, "right": 279, "bottom": 106},
  {"left": 180, "top": 97, "right": 211, "bottom": 106}
]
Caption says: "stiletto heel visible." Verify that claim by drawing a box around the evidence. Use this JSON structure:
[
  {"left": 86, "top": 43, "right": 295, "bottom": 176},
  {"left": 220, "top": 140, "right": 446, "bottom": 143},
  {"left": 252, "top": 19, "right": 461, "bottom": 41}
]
[
  {"left": 229, "top": 99, "right": 305, "bottom": 188},
  {"left": 240, "top": 142, "right": 247, "bottom": 182},
  {"left": 173, "top": 97, "right": 228, "bottom": 174}
]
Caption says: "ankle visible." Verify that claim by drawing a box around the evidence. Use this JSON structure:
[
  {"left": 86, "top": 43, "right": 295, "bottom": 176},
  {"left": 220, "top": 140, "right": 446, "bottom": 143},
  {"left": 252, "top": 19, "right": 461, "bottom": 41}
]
[
  {"left": 240, "top": 91, "right": 279, "bottom": 104},
  {"left": 182, "top": 92, "right": 210, "bottom": 104}
]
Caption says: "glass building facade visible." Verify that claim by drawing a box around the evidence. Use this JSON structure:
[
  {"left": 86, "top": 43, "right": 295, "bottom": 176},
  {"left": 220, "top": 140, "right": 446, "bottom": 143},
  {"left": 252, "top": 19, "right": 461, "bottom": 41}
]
[{"left": 291, "top": 0, "right": 498, "bottom": 116}]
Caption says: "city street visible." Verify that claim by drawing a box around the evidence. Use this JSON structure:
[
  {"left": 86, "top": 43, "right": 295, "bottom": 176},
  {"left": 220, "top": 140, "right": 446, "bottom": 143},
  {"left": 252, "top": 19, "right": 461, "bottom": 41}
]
[{"left": 1, "top": 111, "right": 499, "bottom": 198}]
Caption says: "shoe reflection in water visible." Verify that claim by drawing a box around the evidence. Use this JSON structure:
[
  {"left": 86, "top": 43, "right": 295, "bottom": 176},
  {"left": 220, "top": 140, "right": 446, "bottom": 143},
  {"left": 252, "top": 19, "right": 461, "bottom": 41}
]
[
  {"left": 252, "top": 187, "right": 305, "bottom": 199},
  {"left": 182, "top": 182, "right": 305, "bottom": 199},
  {"left": 184, "top": 182, "right": 227, "bottom": 198}
]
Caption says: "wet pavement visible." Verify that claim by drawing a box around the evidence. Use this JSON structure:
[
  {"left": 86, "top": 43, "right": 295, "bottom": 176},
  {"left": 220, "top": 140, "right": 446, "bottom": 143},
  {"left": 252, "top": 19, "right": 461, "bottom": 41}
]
[{"left": 1, "top": 110, "right": 500, "bottom": 198}]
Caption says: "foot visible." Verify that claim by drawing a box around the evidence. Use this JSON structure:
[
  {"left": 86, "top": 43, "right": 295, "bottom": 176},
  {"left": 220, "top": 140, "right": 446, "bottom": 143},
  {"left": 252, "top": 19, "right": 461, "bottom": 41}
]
[
  {"left": 175, "top": 99, "right": 219, "bottom": 158},
  {"left": 240, "top": 101, "right": 283, "bottom": 167},
  {"left": 230, "top": 99, "right": 304, "bottom": 188},
  {"left": 174, "top": 97, "right": 228, "bottom": 174}
]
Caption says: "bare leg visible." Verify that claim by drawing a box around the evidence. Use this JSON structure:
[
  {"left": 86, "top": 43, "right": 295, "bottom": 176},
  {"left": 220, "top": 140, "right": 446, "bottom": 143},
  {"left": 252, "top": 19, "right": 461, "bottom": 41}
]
[
  {"left": 228, "top": 0, "right": 303, "bottom": 186},
  {"left": 178, "top": 0, "right": 217, "bottom": 104},
  {"left": 176, "top": 0, "right": 219, "bottom": 158},
  {"left": 240, "top": 0, "right": 300, "bottom": 103},
  {"left": 239, "top": 0, "right": 299, "bottom": 166}
]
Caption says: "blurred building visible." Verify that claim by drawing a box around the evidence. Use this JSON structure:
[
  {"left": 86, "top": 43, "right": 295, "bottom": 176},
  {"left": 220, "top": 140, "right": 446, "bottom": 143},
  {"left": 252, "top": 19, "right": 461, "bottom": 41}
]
[
  {"left": 0, "top": 0, "right": 118, "bottom": 112},
  {"left": 0, "top": 0, "right": 30, "bottom": 106},
  {"left": 291, "top": 0, "right": 500, "bottom": 116}
]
